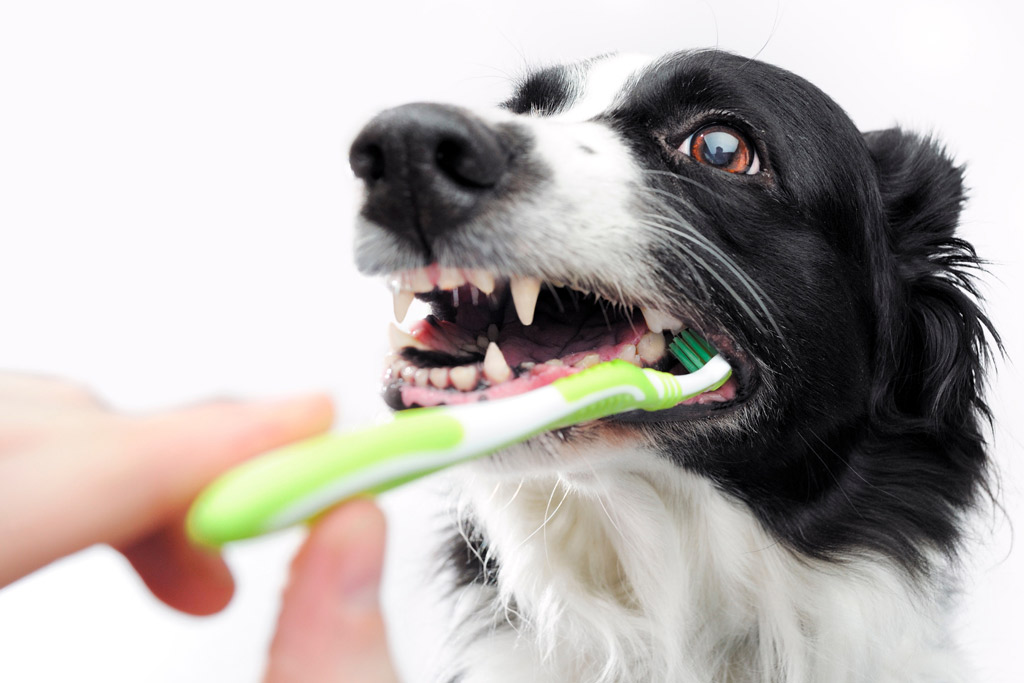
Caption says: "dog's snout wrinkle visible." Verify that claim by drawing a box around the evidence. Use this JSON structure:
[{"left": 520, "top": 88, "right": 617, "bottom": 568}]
[{"left": 350, "top": 103, "right": 509, "bottom": 255}]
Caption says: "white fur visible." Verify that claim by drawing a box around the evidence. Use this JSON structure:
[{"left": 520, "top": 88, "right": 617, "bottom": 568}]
[
  {"left": 548, "top": 53, "right": 655, "bottom": 123},
  {"left": 443, "top": 445, "right": 966, "bottom": 683}
]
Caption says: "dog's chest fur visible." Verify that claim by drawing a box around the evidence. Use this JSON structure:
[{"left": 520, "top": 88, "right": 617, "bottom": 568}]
[{"left": 444, "top": 453, "right": 965, "bottom": 683}]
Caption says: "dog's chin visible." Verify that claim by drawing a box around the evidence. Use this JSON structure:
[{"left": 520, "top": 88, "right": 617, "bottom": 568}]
[{"left": 378, "top": 264, "right": 758, "bottom": 432}]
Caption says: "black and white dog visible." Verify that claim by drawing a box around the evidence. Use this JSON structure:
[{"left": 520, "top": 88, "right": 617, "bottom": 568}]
[{"left": 349, "top": 51, "right": 996, "bottom": 683}]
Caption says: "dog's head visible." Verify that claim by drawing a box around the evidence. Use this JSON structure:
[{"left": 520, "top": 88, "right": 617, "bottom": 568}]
[{"left": 349, "top": 51, "right": 995, "bottom": 571}]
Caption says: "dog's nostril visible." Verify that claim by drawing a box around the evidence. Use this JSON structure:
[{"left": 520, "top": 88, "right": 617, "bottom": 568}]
[
  {"left": 435, "top": 137, "right": 492, "bottom": 189},
  {"left": 350, "top": 142, "right": 386, "bottom": 183}
]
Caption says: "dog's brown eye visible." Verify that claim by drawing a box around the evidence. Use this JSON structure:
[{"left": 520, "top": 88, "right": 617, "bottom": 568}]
[{"left": 680, "top": 125, "right": 760, "bottom": 175}]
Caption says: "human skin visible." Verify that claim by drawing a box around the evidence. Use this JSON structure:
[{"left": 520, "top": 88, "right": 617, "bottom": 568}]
[{"left": 0, "top": 373, "right": 399, "bottom": 682}]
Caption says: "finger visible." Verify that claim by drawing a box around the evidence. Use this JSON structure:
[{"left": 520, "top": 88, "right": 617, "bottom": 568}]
[
  {"left": 104, "top": 393, "right": 336, "bottom": 547},
  {"left": 264, "top": 500, "right": 399, "bottom": 683},
  {"left": 0, "top": 393, "right": 334, "bottom": 588},
  {"left": 117, "top": 514, "right": 235, "bottom": 616},
  {"left": 0, "top": 373, "right": 101, "bottom": 409}
]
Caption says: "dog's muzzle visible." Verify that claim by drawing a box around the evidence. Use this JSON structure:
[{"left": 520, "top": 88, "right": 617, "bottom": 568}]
[{"left": 349, "top": 103, "right": 509, "bottom": 254}]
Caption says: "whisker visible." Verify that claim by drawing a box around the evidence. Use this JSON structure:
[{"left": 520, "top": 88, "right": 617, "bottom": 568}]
[
  {"left": 516, "top": 481, "right": 571, "bottom": 550},
  {"left": 500, "top": 478, "right": 526, "bottom": 511},
  {"left": 632, "top": 186, "right": 785, "bottom": 338},
  {"left": 635, "top": 217, "right": 768, "bottom": 330}
]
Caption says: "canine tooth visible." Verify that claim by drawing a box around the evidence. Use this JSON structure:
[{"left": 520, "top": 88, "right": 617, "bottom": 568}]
[
  {"left": 429, "top": 367, "right": 450, "bottom": 389},
  {"left": 438, "top": 267, "right": 464, "bottom": 290},
  {"left": 575, "top": 353, "right": 601, "bottom": 369},
  {"left": 450, "top": 365, "right": 478, "bottom": 391},
  {"left": 388, "top": 322, "right": 429, "bottom": 350},
  {"left": 640, "top": 307, "right": 683, "bottom": 334},
  {"left": 617, "top": 343, "right": 639, "bottom": 365},
  {"left": 487, "top": 323, "right": 499, "bottom": 342},
  {"left": 465, "top": 269, "right": 495, "bottom": 295},
  {"left": 637, "top": 331, "right": 666, "bottom": 364},
  {"left": 392, "top": 289, "right": 415, "bottom": 322},
  {"left": 510, "top": 276, "right": 541, "bottom": 326},
  {"left": 483, "top": 342, "right": 512, "bottom": 383}
]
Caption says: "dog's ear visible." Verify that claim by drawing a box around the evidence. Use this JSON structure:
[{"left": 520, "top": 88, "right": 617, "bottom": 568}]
[{"left": 863, "top": 128, "right": 997, "bottom": 431}]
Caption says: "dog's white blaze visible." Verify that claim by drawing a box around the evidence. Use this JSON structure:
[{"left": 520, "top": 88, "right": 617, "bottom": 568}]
[
  {"left": 457, "top": 106, "right": 670, "bottom": 309},
  {"left": 549, "top": 53, "right": 655, "bottom": 123},
  {"left": 444, "top": 455, "right": 967, "bottom": 683}
]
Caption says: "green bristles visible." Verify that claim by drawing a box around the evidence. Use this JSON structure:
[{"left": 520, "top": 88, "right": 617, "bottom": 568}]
[{"left": 668, "top": 329, "right": 717, "bottom": 373}]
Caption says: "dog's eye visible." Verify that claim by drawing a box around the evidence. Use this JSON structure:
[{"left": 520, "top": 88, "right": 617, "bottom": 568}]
[{"left": 680, "top": 125, "right": 760, "bottom": 175}]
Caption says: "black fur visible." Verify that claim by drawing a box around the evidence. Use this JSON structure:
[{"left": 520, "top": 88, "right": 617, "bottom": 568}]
[
  {"left": 502, "top": 63, "right": 578, "bottom": 116},
  {"left": 460, "top": 52, "right": 995, "bottom": 577}
]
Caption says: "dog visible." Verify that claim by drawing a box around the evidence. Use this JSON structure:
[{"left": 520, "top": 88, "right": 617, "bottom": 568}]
[{"left": 348, "top": 50, "right": 996, "bottom": 683}]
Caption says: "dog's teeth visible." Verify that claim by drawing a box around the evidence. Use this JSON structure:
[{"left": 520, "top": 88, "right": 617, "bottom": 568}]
[
  {"left": 413, "top": 368, "right": 430, "bottom": 387},
  {"left": 465, "top": 269, "right": 495, "bottom": 295},
  {"left": 617, "top": 343, "right": 641, "bottom": 366},
  {"left": 388, "top": 322, "right": 429, "bottom": 351},
  {"left": 640, "top": 307, "right": 683, "bottom": 334},
  {"left": 487, "top": 323, "right": 499, "bottom": 342},
  {"left": 575, "top": 353, "right": 601, "bottom": 370},
  {"left": 392, "top": 289, "right": 415, "bottom": 322},
  {"left": 545, "top": 358, "right": 565, "bottom": 367},
  {"left": 438, "top": 267, "right": 464, "bottom": 291},
  {"left": 637, "top": 331, "right": 666, "bottom": 364},
  {"left": 483, "top": 342, "right": 512, "bottom": 383},
  {"left": 476, "top": 334, "right": 489, "bottom": 350},
  {"left": 510, "top": 276, "right": 541, "bottom": 326},
  {"left": 400, "top": 365, "right": 417, "bottom": 382},
  {"left": 429, "top": 367, "right": 450, "bottom": 389},
  {"left": 450, "top": 365, "right": 479, "bottom": 391}
]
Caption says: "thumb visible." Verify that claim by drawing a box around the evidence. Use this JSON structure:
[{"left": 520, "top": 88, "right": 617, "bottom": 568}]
[{"left": 265, "top": 500, "right": 400, "bottom": 683}]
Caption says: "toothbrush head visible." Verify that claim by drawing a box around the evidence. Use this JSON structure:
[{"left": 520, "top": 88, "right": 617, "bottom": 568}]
[{"left": 668, "top": 330, "right": 717, "bottom": 372}]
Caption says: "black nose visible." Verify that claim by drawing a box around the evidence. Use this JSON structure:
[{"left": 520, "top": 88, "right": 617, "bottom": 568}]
[{"left": 349, "top": 103, "right": 509, "bottom": 253}]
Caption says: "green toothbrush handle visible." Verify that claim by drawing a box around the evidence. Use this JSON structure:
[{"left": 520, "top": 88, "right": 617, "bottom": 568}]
[
  {"left": 186, "top": 406, "right": 465, "bottom": 547},
  {"left": 186, "top": 358, "right": 730, "bottom": 547}
]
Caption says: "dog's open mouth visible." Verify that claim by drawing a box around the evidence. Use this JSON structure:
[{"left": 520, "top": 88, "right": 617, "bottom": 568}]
[{"left": 381, "top": 264, "right": 746, "bottom": 416}]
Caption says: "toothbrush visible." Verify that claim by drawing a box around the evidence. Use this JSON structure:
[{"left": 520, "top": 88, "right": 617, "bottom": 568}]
[{"left": 186, "top": 331, "right": 730, "bottom": 547}]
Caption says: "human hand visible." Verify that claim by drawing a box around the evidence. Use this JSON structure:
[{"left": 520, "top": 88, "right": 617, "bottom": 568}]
[{"left": 0, "top": 373, "right": 401, "bottom": 682}]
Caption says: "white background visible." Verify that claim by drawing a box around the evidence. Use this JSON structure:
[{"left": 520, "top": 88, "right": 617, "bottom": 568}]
[{"left": 1, "top": 1, "right": 1021, "bottom": 681}]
